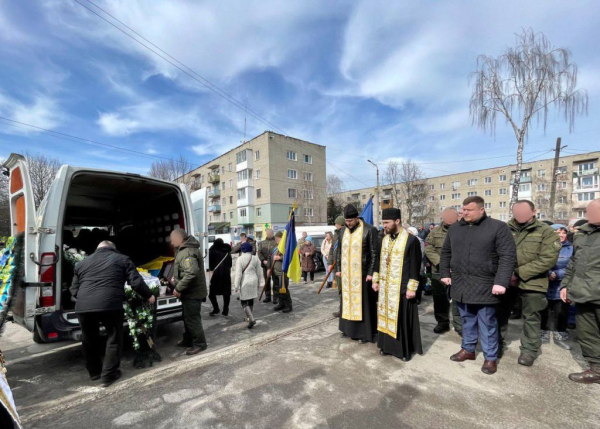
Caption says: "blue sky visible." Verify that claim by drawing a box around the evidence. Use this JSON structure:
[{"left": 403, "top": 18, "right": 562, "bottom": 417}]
[{"left": 0, "top": 0, "right": 599, "bottom": 190}]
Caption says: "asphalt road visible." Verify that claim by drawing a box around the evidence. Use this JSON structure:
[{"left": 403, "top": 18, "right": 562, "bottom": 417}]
[{"left": 3, "top": 274, "right": 599, "bottom": 428}]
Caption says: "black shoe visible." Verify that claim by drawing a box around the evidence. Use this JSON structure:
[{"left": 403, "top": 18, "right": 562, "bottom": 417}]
[
  {"left": 274, "top": 303, "right": 285, "bottom": 311},
  {"left": 326, "top": 282, "right": 332, "bottom": 289},
  {"left": 248, "top": 320, "right": 256, "bottom": 329},
  {"left": 282, "top": 307, "right": 293, "bottom": 313},
  {"left": 567, "top": 322, "right": 576, "bottom": 330},
  {"left": 518, "top": 353, "right": 536, "bottom": 367},
  {"left": 379, "top": 350, "right": 390, "bottom": 356},
  {"left": 177, "top": 340, "right": 193, "bottom": 348},
  {"left": 272, "top": 299, "right": 279, "bottom": 305},
  {"left": 358, "top": 339, "right": 369, "bottom": 344},
  {"left": 101, "top": 370, "right": 122, "bottom": 388},
  {"left": 209, "top": 309, "right": 220, "bottom": 317},
  {"left": 221, "top": 310, "right": 229, "bottom": 317},
  {"left": 90, "top": 374, "right": 101, "bottom": 381},
  {"left": 263, "top": 297, "right": 272, "bottom": 303},
  {"left": 433, "top": 324, "right": 450, "bottom": 334},
  {"left": 509, "top": 312, "right": 522, "bottom": 320},
  {"left": 186, "top": 345, "right": 208, "bottom": 356}
]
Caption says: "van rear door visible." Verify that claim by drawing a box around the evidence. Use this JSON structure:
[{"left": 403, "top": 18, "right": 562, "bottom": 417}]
[{"left": 2, "top": 153, "right": 39, "bottom": 331}]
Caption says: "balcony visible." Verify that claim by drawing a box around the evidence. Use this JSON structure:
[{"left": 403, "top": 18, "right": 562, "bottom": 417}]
[
  {"left": 237, "top": 177, "right": 254, "bottom": 189},
  {"left": 190, "top": 182, "right": 201, "bottom": 191},
  {"left": 573, "top": 167, "right": 599, "bottom": 178},
  {"left": 510, "top": 176, "right": 532, "bottom": 185},
  {"left": 236, "top": 149, "right": 253, "bottom": 172},
  {"left": 208, "top": 188, "right": 220, "bottom": 198},
  {"left": 208, "top": 173, "right": 220, "bottom": 184},
  {"left": 237, "top": 193, "right": 255, "bottom": 207},
  {"left": 237, "top": 211, "right": 255, "bottom": 225},
  {"left": 208, "top": 204, "right": 221, "bottom": 213}
]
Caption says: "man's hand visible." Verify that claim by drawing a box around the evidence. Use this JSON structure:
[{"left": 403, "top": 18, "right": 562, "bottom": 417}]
[
  {"left": 441, "top": 277, "right": 451, "bottom": 286},
  {"left": 171, "top": 277, "right": 176, "bottom": 285},
  {"left": 173, "top": 290, "right": 181, "bottom": 299},
  {"left": 267, "top": 269, "right": 272, "bottom": 277},
  {"left": 372, "top": 283, "right": 379, "bottom": 292},
  {"left": 274, "top": 255, "right": 281, "bottom": 261},
  {"left": 335, "top": 272, "right": 341, "bottom": 277},
  {"left": 407, "top": 290, "right": 416, "bottom": 299},
  {"left": 263, "top": 260, "right": 268, "bottom": 266},
  {"left": 366, "top": 275, "right": 373, "bottom": 282},
  {"left": 560, "top": 288, "right": 570, "bottom": 304},
  {"left": 148, "top": 295, "right": 156, "bottom": 305},
  {"left": 492, "top": 285, "right": 506, "bottom": 295}
]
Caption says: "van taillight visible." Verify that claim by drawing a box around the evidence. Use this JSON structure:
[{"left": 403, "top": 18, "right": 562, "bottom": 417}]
[{"left": 39, "top": 253, "right": 56, "bottom": 307}]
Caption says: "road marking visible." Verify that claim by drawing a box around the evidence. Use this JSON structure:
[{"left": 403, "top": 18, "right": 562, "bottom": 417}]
[{"left": 6, "top": 342, "right": 81, "bottom": 366}]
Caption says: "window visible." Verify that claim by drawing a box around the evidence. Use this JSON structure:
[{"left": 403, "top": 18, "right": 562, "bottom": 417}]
[
  {"left": 578, "top": 161, "right": 596, "bottom": 172},
  {"left": 556, "top": 211, "right": 567, "bottom": 219},
  {"left": 256, "top": 207, "right": 262, "bottom": 217},
  {"left": 304, "top": 189, "right": 314, "bottom": 199},
  {"left": 255, "top": 150, "right": 260, "bottom": 161},
  {"left": 558, "top": 196, "right": 567, "bottom": 204},
  {"left": 537, "top": 169, "right": 546, "bottom": 178},
  {"left": 452, "top": 181, "right": 460, "bottom": 188},
  {"left": 439, "top": 195, "right": 446, "bottom": 201},
  {"left": 304, "top": 207, "right": 314, "bottom": 217},
  {"left": 577, "top": 210, "right": 585, "bottom": 218},
  {"left": 228, "top": 163, "right": 232, "bottom": 172},
  {"left": 239, "top": 208, "right": 247, "bottom": 217},
  {"left": 237, "top": 169, "right": 249, "bottom": 182},
  {"left": 229, "top": 179, "right": 233, "bottom": 188},
  {"left": 499, "top": 214, "right": 507, "bottom": 221},
  {"left": 236, "top": 150, "right": 247, "bottom": 164},
  {"left": 499, "top": 174, "right": 507, "bottom": 182},
  {"left": 521, "top": 170, "right": 531, "bottom": 178},
  {"left": 229, "top": 196, "right": 233, "bottom": 204},
  {"left": 485, "top": 189, "right": 492, "bottom": 196},
  {"left": 303, "top": 154, "right": 312, "bottom": 164},
  {"left": 304, "top": 172, "right": 313, "bottom": 182},
  {"left": 467, "top": 191, "right": 478, "bottom": 197},
  {"left": 581, "top": 176, "right": 598, "bottom": 188},
  {"left": 287, "top": 150, "right": 297, "bottom": 161},
  {"left": 537, "top": 184, "right": 546, "bottom": 191},
  {"left": 557, "top": 166, "right": 567, "bottom": 174},
  {"left": 499, "top": 188, "right": 507, "bottom": 195},
  {"left": 287, "top": 169, "right": 298, "bottom": 179},
  {"left": 229, "top": 211, "right": 234, "bottom": 220},
  {"left": 222, "top": 198, "right": 226, "bottom": 206},
  {"left": 222, "top": 182, "right": 225, "bottom": 190},
  {"left": 578, "top": 192, "right": 596, "bottom": 201},
  {"left": 237, "top": 188, "right": 247, "bottom": 200},
  {"left": 222, "top": 167, "right": 225, "bottom": 174},
  {"left": 451, "top": 193, "right": 461, "bottom": 200},
  {"left": 484, "top": 203, "right": 491, "bottom": 209},
  {"left": 256, "top": 188, "right": 262, "bottom": 198},
  {"left": 214, "top": 214, "right": 220, "bottom": 221},
  {"left": 288, "top": 188, "right": 297, "bottom": 198},
  {"left": 485, "top": 177, "right": 492, "bottom": 184},
  {"left": 558, "top": 181, "right": 567, "bottom": 189},
  {"left": 429, "top": 185, "right": 434, "bottom": 190},
  {"left": 429, "top": 196, "right": 435, "bottom": 202},
  {"left": 467, "top": 179, "right": 478, "bottom": 186},
  {"left": 255, "top": 169, "right": 261, "bottom": 179},
  {"left": 519, "top": 183, "right": 531, "bottom": 192},
  {"left": 440, "top": 183, "right": 445, "bottom": 189},
  {"left": 499, "top": 201, "right": 507, "bottom": 208}
]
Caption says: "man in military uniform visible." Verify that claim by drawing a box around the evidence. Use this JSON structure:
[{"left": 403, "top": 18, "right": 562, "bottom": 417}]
[
  {"left": 330, "top": 216, "right": 344, "bottom": 318},
  {"left": 498, "top": 200, "right": 560, "bottom": 366},
  {"left": 425, "top": 207, "right": 462, "bottom": 335},
  {"left": 269, "top": 231, "right": 293, "bottom": 313},
  {"left": 231, "top": 233, "right": 256, "bottom": 255},
  {"left": 561, "top": 198, "right": 600, "bottom": 384},
  {"left": 257, "top": 229, "right": 278, "bottom": 304},
  {"left": 170, "top": 229, "right": 208, "bottom": 356}
]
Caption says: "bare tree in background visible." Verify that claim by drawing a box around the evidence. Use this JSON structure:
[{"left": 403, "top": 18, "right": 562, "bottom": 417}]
[
  {"left": 384, "top": 160, "right": 434, "bottom": 226},
  {"left": 470, "top": 29, "right": 588, "bottom": 209},
  {"left": 0, "top": 172, "right": 10, "bottom": 236},
  {"left": 148, "top": 155, "right": 194, "bottom": 184},
  {"left": 25, "top": 152, "right": 62, "bottom": 209}
]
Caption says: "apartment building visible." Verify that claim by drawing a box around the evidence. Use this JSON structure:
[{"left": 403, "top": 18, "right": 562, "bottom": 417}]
[
  {"left": 179, "top": 131, "right": 327, "bottom": 237},
  {"left": 336, "top": 151, "right": 600, "bottom": 225}
]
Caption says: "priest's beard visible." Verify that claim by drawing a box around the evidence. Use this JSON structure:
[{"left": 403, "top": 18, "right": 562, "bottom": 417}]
[{"left": 384, "top": 223, "right": 400, "bottom": 235}]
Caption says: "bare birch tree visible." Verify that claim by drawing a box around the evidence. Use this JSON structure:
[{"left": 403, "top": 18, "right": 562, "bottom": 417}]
[
  {"left": 470, "top": 29, "right": 588, "bottom": 209},
  {"left": 148, "top": 155, "right": 194, "bottom": 183},
  {"left": 25, "top": 152, "right": 62, "bottom": 209}
]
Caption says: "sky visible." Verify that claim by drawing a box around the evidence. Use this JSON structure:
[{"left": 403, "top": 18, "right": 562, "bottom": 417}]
[{"left": 0, "top": 0, "right": 599, "bottom": 190}]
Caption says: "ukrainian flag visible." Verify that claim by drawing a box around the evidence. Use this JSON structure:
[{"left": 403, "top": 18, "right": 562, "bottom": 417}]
[{"left": 277, "top": 208, "right": 302, "bottom": 284}]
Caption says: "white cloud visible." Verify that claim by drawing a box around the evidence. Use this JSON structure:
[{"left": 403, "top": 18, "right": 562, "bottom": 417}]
[{"left": 0, "top": 92, "right": 63, "bottom": 134}]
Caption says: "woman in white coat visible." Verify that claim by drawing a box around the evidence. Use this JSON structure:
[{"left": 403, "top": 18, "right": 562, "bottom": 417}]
[{"left": 234, "top": 242, "right": 264, "bottom": 329}]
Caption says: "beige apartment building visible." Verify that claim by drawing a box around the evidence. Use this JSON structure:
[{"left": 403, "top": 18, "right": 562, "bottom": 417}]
[
  {"left": 336, "top": 151, "right": 600, "bottom": 226},
  {"left": 179, "top": 131, "right": 327, "bottom": 238}
]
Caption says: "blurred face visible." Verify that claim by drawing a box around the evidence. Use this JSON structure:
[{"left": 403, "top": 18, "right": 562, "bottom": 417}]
[
  {"left": 442, "top": 209, "right": 459, "bottom": 226},
  {"left": 458, "top": 209, "right": 464, "bottom": 220},
  {"left": 326, "top": 233, "right": 332, "bottom": 242},
  {"left": 302, "top": 232, "right": 307, "bottom": 238},
  {"left": 382, "top": 219, "right": 400, "bottom": 234},
  {"left": 557, "top": 229, "right": 568, "bottom": 243},
  {"left": 170, "top": 231, "right": 184, "bottom": 248},
  {"left": 335, "top": 224, "right": 342, "bottom": 230},
  {"left": 240, "top": 234, "right": 247, "bottom": 242},
  {"left": 462, "top": 203, "right": 484, "bottom": 223},
  {"left": 429, "top": 224, "right": 435, "bottom": 230},
  {"left": 266, "top": 229, "right": 274, "bottom": 239},
  {"left": 275, "top": 236, "right": 281, "bottom": 244},
  {"left": 512, "top": 202, "right": 536, "bottom": 224},
  {"left": 587, "top": 200, "right": 600, "bottom": 225},
  {"left": 345, "top": 217, "right": 359, "bottom": 228}
]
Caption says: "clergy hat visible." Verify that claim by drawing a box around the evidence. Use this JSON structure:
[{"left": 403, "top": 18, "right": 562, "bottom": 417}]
[
  {"left": 382, "top": 208, "right": 401, "bottom": 221},
  {"left": 344, "top": 204, "right": 359, "bottom": 219}
]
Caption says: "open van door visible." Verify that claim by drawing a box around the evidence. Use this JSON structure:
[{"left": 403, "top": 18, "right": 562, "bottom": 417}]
[
  {"left": 189, "top": 187, "right": 208, "bottom": 259},
  {"left": 2, "top": 153, "right": 39, "bottom": 331}
]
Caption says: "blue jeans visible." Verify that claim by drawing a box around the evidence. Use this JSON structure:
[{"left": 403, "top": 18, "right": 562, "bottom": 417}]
[{"left": 457, "top": 302, "right": 499, "bottom": 361}]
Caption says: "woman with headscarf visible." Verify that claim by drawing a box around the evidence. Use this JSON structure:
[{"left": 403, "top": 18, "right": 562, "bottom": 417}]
[
  {"left": 208, "top": 238, "right": 233, "bottom": 316},
  {"left": 300, "top": 236, "right": 316, "bottom": 284},
  {"left": 540, "top": 224, "right": 574, "bottom": 350},
  {"left": 234, "top": 242, "right": 263, "bottom": 329}
]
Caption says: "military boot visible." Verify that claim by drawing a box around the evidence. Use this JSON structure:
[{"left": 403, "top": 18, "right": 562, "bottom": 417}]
[
  {"left": 272, "top": 289, "right": 280, "bottom": 305},
  {"left": 553, "top": 332, "right": 572, "bottom": 350},
  {"left": 568, "top": 363, "right": 600, "bottom": 384},
  {"left": 282, "top": 294, "right": 293, "bottom": 313}
]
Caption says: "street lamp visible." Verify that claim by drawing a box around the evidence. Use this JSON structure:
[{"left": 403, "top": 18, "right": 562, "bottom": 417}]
[{"left": 367, "top": 160, "right": 380, "bottom": 228}]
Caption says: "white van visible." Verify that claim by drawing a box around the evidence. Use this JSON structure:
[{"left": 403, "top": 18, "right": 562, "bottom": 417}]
[{"left": 3, "top": 153, "right": 208, "bottom": 344}]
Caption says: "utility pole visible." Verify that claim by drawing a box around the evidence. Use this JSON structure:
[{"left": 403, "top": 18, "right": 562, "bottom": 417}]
[
  {"left": 367, "top": 160, "right": 380, "bottom": 227},
  {"left": 548, "top": 137, "right": 567, "bottom": 221}
]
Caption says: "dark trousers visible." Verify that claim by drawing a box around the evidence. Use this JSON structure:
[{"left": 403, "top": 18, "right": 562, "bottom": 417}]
[
  {"left": 457, "top": 302, "right": 498, "bottom": 361},
  {"left": 497, "top": 286, "right": 520, "bottom": 348},
  {"left": 241, "top": 299, "right": 254, "bottom": 308},
  {"left": 273, "top": 274, "right": 292, "bottom": 309},
  {"left": 575, "top": 303, "right": 600, "bottom": 365},
  {"left": 181, "top": 298, "right": 207, "bottom": 348},
  {"left": 302, "top": 271, "right": 315, "bottom": 282},
  {"left": 208, "top": 293, "right": 230, "bottom": 313},
  {"left": 431, "top": 276, "right": 462, "bottom": 332},
  {"left": 77, "top": 309, "right": 124, "bottom": 382},
  {"left": 541, "top": 299, "right": 570, "bottom": 332},
  {"left": 519, "top": 291, "right": 547, "bottom": 357},
  {"left": 262, "top": 266, "right": 271, "bottom": 299}
]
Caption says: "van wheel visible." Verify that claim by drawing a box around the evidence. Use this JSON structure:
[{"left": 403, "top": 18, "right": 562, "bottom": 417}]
[{"left": 33, "top": 324, "right": 45, "bottom": 344}]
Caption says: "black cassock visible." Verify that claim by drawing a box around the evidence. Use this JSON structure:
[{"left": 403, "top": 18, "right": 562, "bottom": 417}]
[{"left": 376, "top": 234, "right": 423, "bottom": 360}]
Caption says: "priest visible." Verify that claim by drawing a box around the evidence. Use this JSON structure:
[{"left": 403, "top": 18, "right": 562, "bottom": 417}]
[
  {"left": 335, "top": 204, "right": 379, "bottom": 343},
  {"left": 373, "top": 208, "right": 423, "bottom": 361}
]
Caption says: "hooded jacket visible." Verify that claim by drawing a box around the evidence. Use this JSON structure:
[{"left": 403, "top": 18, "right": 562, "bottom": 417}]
[
  {"left": 174, "top": 235, "right": 207, "bottom": 300},
  {"left": 561, "top": 223, "right": 600, "bottom": 304}
]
